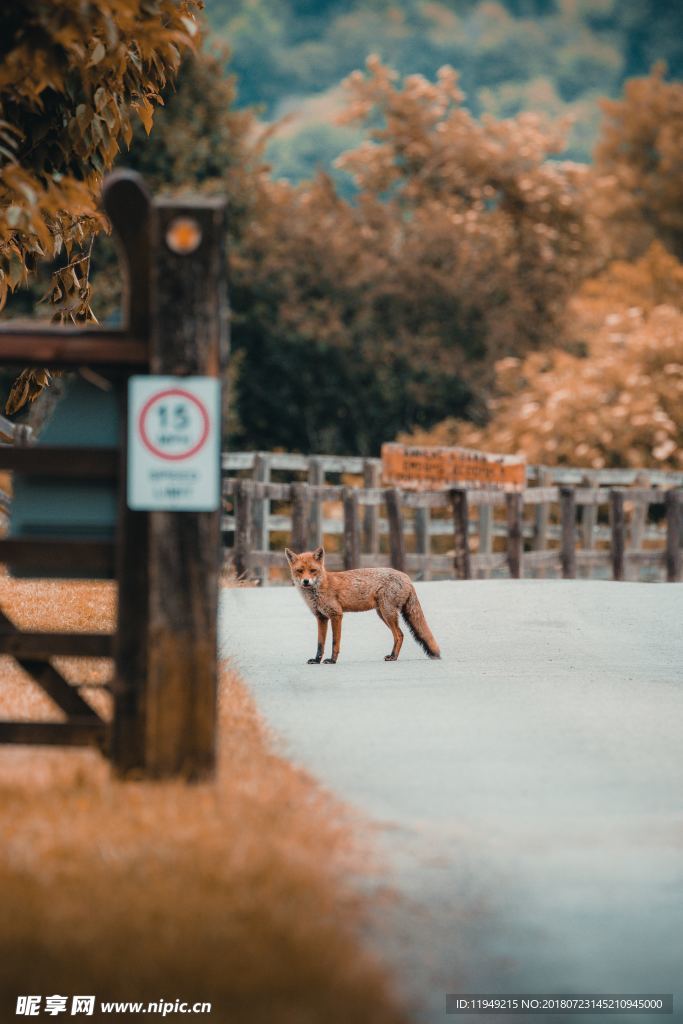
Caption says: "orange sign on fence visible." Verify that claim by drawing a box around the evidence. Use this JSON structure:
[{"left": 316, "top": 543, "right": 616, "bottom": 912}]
[{"left": 381, "top": 443, "right": 526, "bottom": 491}]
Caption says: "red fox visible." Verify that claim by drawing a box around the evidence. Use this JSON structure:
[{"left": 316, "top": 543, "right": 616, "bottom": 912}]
[{"left": 285, "top": 546, "right": 441, "bottom": 664}]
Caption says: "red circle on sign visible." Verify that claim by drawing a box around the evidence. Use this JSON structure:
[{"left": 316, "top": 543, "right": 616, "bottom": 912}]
[{"left": 138, "top": 388, "right": 210, "bottom": 461}]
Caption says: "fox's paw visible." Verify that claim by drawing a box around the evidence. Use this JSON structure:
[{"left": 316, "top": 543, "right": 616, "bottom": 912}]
[
  {"left": 307, "top": 657, "right": 321, "bottom": 664},
  {"left": 323, "top": 658, "right": 337, "bottom": 665},
  {"left": 384, "top": 654, "right": 398, "bottom": 661}
]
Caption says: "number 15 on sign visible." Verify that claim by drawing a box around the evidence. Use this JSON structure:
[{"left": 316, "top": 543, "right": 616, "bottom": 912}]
[{"left": 128, "top": 376, "right": 221, "bottom": 511}]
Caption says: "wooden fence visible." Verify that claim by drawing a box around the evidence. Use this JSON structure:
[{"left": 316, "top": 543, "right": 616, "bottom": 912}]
[
  {"left": 221, "top": 452, "right": 683, "bottom": 584},
  {"left": 0, "top": 413, "right": 31, "bottom": 523}
]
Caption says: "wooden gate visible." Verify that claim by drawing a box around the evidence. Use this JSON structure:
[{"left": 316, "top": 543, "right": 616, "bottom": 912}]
[{"left": 0, "top": 171, "right": 227, "bottom": 780}]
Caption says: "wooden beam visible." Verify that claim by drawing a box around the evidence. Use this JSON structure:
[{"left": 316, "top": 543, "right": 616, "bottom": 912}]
[
  {"left": 0, "top": 538, "right": 115, "bottom": 576},
  {"left": 291, "top": 482, "right": 308, "bottom": 552},
  {"left": 233, "top": 479, "right": 252, "bottom": 579},
  {"left": 385, "top": 488, "right": 406, "bottom": 573},
  {"left": 560, "top": 487, "right": 577, "bottom": 579},
  {"left": 103, "top": 171, "right": 153, "bottom": 777},
  {"left": 17, "top": 659, "right": 103, "bottom": 719},
  {"left": 343, "top": 488, "right": 360, "bottom": 569},
  {"left": 665, "top": 489, "right": 682, "bottom": 583},
  {"left": 610, "top": 490, "right": 626, "bottom": 581},
  {"left": 143, "top": 194, "right": 227, "bottom": 780},
  {"left": 451, "top": 488, "right": 471, "bottom": 580},
  {"left": 0, "top": 329, "right": 147, "bottom": 367},
  {"left": 0, "top": 720, "right": 108, "bottom": 748},
  {"left": 307, "top": 456, "right": 325, "bottom": 549},
  {"left": 0, "top": 632, "right": 113, "bottom": 658},
  {"left": 362, "top": 459, "right": 381, "bottom": 556},
  {"left": 506, "top": 492, "right": 523, "bottom": 579},
  {"left": 0, "top": 446, "right": 118, "bottom": 478}
]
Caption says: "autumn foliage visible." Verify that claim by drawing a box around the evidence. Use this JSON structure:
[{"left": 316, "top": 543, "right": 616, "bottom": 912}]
[
  {"left": 231, "top": 57, "right": 600, "bottom": 454},
  {"left": 0, "top": 1, "right": 200, "bottom": 409},
  {"left": 405, "top": 244, "right": 683, "bottom": 471},
  {"left": 1, "top": 9, "right": 681, "bottom": 470}
]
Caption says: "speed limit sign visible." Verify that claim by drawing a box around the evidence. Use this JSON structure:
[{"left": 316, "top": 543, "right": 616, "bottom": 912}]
[{"left": 128, "top": 376, "right": 221, "bottom": 510}]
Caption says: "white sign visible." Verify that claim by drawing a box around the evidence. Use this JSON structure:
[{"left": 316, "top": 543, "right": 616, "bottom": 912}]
[{"left": 128, "top": 376, "right": 221, "bottom": 511}]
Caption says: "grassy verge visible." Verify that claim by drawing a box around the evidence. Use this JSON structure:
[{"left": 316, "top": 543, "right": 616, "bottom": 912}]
[{"left": 0, "top": 575, "right": 406, "bottom": 1024}]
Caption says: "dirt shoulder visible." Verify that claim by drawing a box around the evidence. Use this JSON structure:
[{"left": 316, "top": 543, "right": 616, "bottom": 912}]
[{"left": 0, "top": 575, "right": 407, "bottom": 1024}]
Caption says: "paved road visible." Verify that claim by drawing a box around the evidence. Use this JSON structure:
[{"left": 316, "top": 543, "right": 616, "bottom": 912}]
[{"left": 219, "top": 580, "right": 683, "bottom": 1024}]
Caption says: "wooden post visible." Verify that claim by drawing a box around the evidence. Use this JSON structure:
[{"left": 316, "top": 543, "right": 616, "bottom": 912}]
[
  {"left": 343, "top": 488, "right": 360, "bottom": 569},
  {"left": 610, "top": 489, "right": 625, "bottom": 581},
  {"left": 104, "top": 172, "right": 152, "bottom": 776},
  {"left": 308, "top": 456, "right": 324, "bottom": 549},
  {"left": 534, "top": 466, "right": 552, "bottom": 578},
  {"left": 665, "top": 489, "right": 682, "bottom": 583},
  {"left": 252, "top": 452, "right": 270, "bottom": 584},
  {"left": 144, "top": 194, "right": 228, "bottom": 780},
  {"left": 580, "top": 471, "right": 598, "bottom": 552},
  {"left": 385, "top": 488, "right": 406, "bottom": 573},
  {"left": 451, "top": 488, "right": 471, "bottom": 580},
  {"left": 630, "top": 471, "right": 650, "bottom": 550},
  {"left": 477, "top": 503, "right": 492, "bottom": 579},
  {"left": 291, "top": 482, "right": 308, "bottom": 552},
  {"left": 363, "top": 459, "right": 381, "bottom": 556},
  {"left": 506, "top": 492, "right": 523, "bottom": 579},
  {"left": 414, "top": 506, "right": 431, "bottom": 580},
  {"left": 560, "top": 487, "right": 577, "bottom": 579},
  {"left": 233, "top": 479, "right": 252, "bottom": 579}
]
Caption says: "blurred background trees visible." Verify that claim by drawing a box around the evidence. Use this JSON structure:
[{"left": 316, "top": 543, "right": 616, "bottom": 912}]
[
  {"left": 202, "top": 0, "right": 683, "bottom": 181},
  {"left": 1, "top": 1, "right": 681, "bottom": 468}
]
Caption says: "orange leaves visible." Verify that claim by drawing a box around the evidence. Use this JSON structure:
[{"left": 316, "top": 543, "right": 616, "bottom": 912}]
[
  {"left": 595, "top": 67, "right": 683, "bottom": 260},
  {"left": 406, "top": 245, "right": 683, "bottom": 471},
  {"left": 0, "top": 1, "right": 201, "bottom": 324}
]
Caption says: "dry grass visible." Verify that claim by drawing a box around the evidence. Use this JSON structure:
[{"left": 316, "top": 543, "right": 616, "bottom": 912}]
[{"left": 0, "top": 574, "right": 406, "bottom": 1024}]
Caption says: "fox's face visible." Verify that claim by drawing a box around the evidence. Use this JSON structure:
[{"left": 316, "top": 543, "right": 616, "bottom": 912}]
[{"left": 285, "top": 546, "right": 325, "bottom": 589}]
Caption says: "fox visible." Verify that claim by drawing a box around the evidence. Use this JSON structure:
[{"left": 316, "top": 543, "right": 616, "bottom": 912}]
[{"left": 285, "top": 545, "right": 441, "bottom": 664}]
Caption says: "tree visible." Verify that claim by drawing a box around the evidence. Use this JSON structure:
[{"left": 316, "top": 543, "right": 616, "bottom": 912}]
[
  {"left": 404, "top": 243, "right": 683, "bottom": 471},
  {"left": 230, "top": 58, "right": 600, "bottom": 454},
  {"left": 595, "top": 66, "right": 683, "bottom": 260},
  {"left": 0, "top": 0, "right": 200, "bottom": 411}
]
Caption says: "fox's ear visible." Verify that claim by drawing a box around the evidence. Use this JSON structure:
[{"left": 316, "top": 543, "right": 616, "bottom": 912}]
[
  {"left": 285, "top": 547, "right": 296, "bottom": 565},
  {"left": 313, "top": 546, "right": 324, "bottom": 562}
]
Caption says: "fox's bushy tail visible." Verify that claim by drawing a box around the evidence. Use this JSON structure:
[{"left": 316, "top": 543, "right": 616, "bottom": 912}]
[{"left": 401, "top": 587, "right": 441, "bottom": 659}]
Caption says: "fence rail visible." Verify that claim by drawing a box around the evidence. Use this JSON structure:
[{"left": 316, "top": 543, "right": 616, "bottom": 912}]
[{"left": 220, "top": 454, "right": 683, "bottom": 585}]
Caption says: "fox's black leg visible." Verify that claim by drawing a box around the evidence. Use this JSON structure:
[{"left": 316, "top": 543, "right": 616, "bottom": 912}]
[
  {"left": 323, "top": 614, "right": 342, "bottom": 664},
  {"left": 308, "top": 615, "right": 328, "bottom": 664}
]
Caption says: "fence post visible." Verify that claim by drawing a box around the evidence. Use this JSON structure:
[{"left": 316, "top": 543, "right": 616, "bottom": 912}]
[
  {"left": 291, "top": 482, "right": 309, "bottom": 551},
  {"left": 343, "top": 488, "right": 360, "bottom": 569},
  {"left": 414, "top": 505, "right": 431, "bottom": 580},
  {"left": 144, "top": 192, "right": 227, "bottom": 780},
  {"left": 385, "top": 488, "right": 406, "bottom": 573},
  {"left": 533, "top": 466, "right": 552, "bottom": 578},
  {"left": 363, "top": 459, "right": 380, "bottom": 556},
  {"left": 610, "top": 489, "right": 625, "bottom": 581},
  {"left": 451, "top": 488, "right": 471, "bottom": 580},
  {"left": 308, "top": 456, "right": 324, "bottom": 549},
  {"left": 560, "top": 487, "right": 577, "bottom": 579},
  {"left": 630, "top": 470, "right": 650, "bottom": 550},
  {"left": 580, "top": 471, "right": 598, "bottom": 553},
  {"left": 477, "top": 503, "right": 492, "bottom": 579},
  {"left": 104, "top": 172, "right": 152, "bottom": 776},
  {"left": 252, "top": 452, "right": 270, "bottom": 584},
  {"left": 665, "top": 489, "right": 682, "bottom": 583},
  {"left": 233, "top": 479, "right": 252, "bottom": 580},
  {"left": 506, "top": 492, "right": 523, "bottom": 579}
]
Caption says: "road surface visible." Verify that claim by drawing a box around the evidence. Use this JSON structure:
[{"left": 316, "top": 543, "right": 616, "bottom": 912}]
[{"left": 219, "top": 579, "right": 683, "bottom": 1023}]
